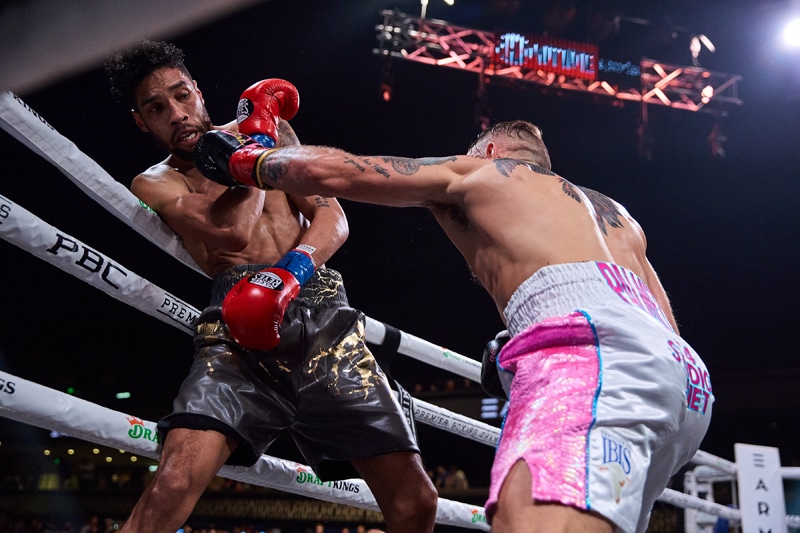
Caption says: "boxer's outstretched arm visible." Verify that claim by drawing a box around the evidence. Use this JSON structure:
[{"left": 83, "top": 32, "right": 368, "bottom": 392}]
[
  {"left": 194, "top": 131, "right": 484, "bottom": 206},
  {"left": 257, "top": 145, "right": 482, "bottom": 207}
]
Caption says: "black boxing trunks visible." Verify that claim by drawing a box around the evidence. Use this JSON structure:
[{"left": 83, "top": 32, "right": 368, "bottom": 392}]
[{"left": 158, "top": 265, "right": 419, "bottom": 481}]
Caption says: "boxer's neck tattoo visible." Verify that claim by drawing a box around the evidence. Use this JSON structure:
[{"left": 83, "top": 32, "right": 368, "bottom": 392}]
[{"left": 495, "top": 158, "right": 555, "bottom": 177}]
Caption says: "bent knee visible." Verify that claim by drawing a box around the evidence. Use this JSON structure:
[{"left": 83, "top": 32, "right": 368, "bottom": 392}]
[
  {"left": 148, "top": 466, "right": 195, "bottom": 497},
  {"left": 393, "top": 481, "right": 438, "bottom": 520}
]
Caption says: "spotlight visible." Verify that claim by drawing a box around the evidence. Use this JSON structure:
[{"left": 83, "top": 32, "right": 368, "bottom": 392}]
[{"left": 783, "top": 18, "right": 800, "bottom": 47}]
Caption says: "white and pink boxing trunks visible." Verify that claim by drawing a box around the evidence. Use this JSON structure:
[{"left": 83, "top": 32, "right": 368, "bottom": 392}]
[{"left": 486, "top": 261, "right": 712, "bottom": 533}]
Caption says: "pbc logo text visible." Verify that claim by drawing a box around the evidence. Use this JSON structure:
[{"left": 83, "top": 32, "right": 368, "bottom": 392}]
[{"left": 46, "top": 234, "right": 127, "bottom": 289}]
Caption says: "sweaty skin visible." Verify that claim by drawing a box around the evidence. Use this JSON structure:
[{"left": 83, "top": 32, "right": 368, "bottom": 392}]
[
  {"left": 247, "top": 141, "right": 679, "bottom": 332},
  {"left": 129, "top": 66, "right": 347, "bottom": 276}
]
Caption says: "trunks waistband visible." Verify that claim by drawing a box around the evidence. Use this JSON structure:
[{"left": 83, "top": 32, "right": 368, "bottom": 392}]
[
  {"left": 503, "top": 261, "right": 672, "bottom": 337},
  {"left": 210, "top": 265, "right": 348, "bottom": 307}
]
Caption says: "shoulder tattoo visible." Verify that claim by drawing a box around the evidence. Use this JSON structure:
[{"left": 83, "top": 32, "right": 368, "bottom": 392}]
[
  {"left": 559, "top": 178, "right": 583, "bottom": 202},
  {"left": 577, "top": 186, "right": 625, "bottom": 235}
]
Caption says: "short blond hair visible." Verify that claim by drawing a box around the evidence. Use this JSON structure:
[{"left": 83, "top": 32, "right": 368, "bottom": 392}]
[{"left": 467, "top": 120, "right": 551, "bottom": 169}]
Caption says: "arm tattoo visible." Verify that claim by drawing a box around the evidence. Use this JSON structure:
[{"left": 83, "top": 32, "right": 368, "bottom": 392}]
[
  {"left": 380, "top": 156, "right": 457, "bottom": 175},
  {"left": 314, "top": 196, "right": 330, "bottom": 208},
  {"left": 495, "top": 158, "right": 555, "bottom": 177},
  {"left": 363, "top": 159, "right": 391, "bottom": 178},
  {"left": 343, "top": 155, "right": 456, "bottom": 178},
  {"left": 578, "top": 186, "right": 625, "bottom": 235},
  {"left": 344, "top": 158, "right": 366, "bottom": 172},
  {"left": 277, "top": 120, "right": 300, "bottom": 147},
  {"left": 263, "top": 158, "right": 288, "bottom": 186}
]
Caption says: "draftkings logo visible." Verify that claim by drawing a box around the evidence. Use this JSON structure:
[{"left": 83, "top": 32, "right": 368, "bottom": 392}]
[
  {"left": 598, "top": 431, "right": 632, "bottom": 504},
  {"left": 295, "top": 466, "right": 360, "bottom": 494},
  {"left": 471, "top": 509, "right": 487, "bottom": 524},
  {"left": 126, "top": 416, "right": 160, "bottom": 444}
]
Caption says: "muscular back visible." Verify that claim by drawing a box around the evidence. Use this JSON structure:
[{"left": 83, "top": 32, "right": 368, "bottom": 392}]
[
  {"left": 430, "top": 160, "right": 678, "bottom": 330},
  {"left": 578, "top": 185, "right": 679, "bottom": 331}
]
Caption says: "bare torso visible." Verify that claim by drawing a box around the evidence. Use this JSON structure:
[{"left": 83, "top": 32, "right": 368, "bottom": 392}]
[
  {"left": 175, "top": 167, "right": 306, "bottom": 275},
  {"left": 429, "top": 160, "right": 673, "bottom": 326},
  {"left": 129, "top": 117, "right": 339, "bottom": 278},
  {"left": 132, "top": 157, "right": 308, "bottom": 277}
]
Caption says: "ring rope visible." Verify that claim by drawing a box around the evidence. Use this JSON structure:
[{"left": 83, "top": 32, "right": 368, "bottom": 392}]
[
  {"left": 0, "top": 368, "right": 489, "bottom": 530},
  {"left": 4, "top": 89, "right": 798, "bottom": 530}
]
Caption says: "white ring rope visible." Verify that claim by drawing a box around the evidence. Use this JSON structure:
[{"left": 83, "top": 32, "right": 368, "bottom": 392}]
[
  {"left": 0, "top": 368, "right": 487, "bottom": 530},
  {"left": 2, "top": 90, "right": 798, "bottom": 530}
]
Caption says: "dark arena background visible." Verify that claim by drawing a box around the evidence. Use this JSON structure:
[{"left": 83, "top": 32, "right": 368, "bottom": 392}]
[{"left": 2, "top": 0, "right": 800, "bottom": 531}]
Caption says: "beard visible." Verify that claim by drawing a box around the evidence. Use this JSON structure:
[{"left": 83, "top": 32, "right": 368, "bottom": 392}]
[
  {"left": 169, "top": 141, "right": 198, "bottom": 163},
  {"left": 154, "top": 111, "right": 212, "bottom": 163}
]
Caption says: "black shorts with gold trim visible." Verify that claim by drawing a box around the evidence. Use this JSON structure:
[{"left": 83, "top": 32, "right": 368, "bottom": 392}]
[{"left": 158, "top": 265, "right": 419, "bottom": 481}]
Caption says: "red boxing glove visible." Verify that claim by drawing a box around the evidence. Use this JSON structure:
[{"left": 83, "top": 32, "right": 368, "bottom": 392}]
[
  {"left": 236, "top": 79, "right": 300, "bottom": 148},
  {"left": 223, "top": 268, "right": 299, "bottom": 351},
  {"left": 222, "top": 249, "right": 315, "bottom": 351}
]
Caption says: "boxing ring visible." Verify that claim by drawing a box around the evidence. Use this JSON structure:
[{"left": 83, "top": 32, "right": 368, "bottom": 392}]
[{"left": 0, "top": 90, "right": 798, "bottom": 532}]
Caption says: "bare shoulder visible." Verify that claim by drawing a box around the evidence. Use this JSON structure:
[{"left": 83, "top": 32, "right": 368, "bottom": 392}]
[
  {"left": 130, "top": 160, "right": 192, "bottom": 210},
  {"left": 133, "top": 161, "right": 184, "bottom": 189},
  {"left": 577, "top": 185, "right": 638, "bottom": 234}
]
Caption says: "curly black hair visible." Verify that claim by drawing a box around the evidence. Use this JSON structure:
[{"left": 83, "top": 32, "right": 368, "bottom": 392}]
[{"left": 104, "top": 40, "right": 190, "bottom": 108}]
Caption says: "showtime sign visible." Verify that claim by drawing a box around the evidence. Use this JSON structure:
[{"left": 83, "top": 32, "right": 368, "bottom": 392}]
[{"left": 493, "top": 32, "right": 598, "bottom": 81}]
